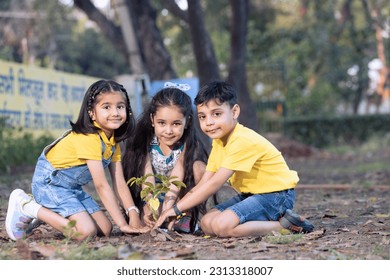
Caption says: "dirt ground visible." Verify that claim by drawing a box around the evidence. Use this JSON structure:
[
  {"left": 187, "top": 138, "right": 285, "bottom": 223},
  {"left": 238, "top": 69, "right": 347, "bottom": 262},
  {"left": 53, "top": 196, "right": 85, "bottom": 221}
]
[{"left": 0, "top": 135, "right": 389, "bottom": 260}]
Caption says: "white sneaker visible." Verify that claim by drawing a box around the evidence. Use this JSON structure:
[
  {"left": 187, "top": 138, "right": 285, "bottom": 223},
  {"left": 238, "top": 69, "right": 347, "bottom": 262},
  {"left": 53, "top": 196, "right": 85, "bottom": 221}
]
[{"left": 5, "top": 189, "right": 35, "bottom": 241}]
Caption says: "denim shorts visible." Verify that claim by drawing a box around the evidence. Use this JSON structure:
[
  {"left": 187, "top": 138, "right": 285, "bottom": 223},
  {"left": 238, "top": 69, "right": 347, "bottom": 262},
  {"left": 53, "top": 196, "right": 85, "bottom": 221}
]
[
  {"left": 32, "top": 153, "right": 101, "bottom": 218},
  {"left": 214, "top": 188, "right": 295, "bottom": 224},
  {"left": 33, "top": 183, "right": 100, "bottom": 218}
]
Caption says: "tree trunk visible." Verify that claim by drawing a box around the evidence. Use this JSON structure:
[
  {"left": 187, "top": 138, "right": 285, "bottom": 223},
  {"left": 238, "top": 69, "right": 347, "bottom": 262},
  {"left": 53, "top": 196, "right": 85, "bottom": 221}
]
[
  {"left": 113, "top": 0, "right": 144, "bottom": 75},
  {"left": 187, "top": 0, "right": 220, "bottom": 87},
  {"left": 73, "top": 0, "right": 176, "bottom": 81},
  {"left": 129, "top": 0, "right": 176, "bottom": 80},
  {"left": 227, "top": 0, "right": 259, "bottom": 131}
]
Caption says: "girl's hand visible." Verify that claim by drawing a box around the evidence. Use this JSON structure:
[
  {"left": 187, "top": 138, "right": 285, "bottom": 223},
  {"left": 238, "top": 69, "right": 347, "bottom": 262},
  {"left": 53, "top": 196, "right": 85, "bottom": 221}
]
[
  {"left": 142, "top": 205, "right": 155, "bottom": 228},
  {"left": 120, "top": 224, "right": 150, "bottom": 234},
  {"left": 153, "top": 208, "right": 176, "bottom": 230}
]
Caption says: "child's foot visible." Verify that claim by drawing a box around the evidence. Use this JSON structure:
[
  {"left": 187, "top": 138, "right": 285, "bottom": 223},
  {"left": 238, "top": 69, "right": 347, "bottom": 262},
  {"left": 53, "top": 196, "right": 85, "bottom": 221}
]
[
  {"left": 6, "top": 189, "right": 36, "bottom": 241},
  {"left": 279, "top": 209, "right": 314, "bottom": 233},
  {"left": 25, "top": 218, "right": 44, "bottom": 235},
  {"left": 173, "top": 213, "right": 192, "bottom": 233}
]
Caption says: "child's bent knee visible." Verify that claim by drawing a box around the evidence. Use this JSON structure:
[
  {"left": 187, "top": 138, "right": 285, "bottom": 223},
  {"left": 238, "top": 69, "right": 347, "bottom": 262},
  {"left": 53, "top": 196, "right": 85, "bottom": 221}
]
[
  {"left": 74, "top": 225, "right": 98, "bottom": 241},
  {"left": 213, "top": 224, "right": 231, "bottom": 237}
]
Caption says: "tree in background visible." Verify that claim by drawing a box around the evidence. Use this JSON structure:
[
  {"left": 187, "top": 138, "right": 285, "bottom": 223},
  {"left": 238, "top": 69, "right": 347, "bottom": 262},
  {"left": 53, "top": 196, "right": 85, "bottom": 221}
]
[
  {"left": 0, "top": 0, "right": 128, "bottom": 78},
  {"left": 1, "top": 0, "right": 388, "bottom": 126},
  {"left": 73, "top": 0, "right": 259, "bottom": 129}
]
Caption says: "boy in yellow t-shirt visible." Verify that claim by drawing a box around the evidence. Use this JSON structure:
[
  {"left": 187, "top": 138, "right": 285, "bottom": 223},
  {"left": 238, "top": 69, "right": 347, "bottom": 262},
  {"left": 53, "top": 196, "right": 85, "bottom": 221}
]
[{"left": 155, "top": 80, "right": 314, "bottom": 237}]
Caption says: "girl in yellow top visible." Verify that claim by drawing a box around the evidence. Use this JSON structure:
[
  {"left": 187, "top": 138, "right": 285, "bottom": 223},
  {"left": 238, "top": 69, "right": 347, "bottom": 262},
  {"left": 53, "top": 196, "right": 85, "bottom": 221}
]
[
  {"left": 6, "top": 80, "right": 148, "bottom": 241},
  {"left": 155, "top": 80, "right": 314, "bottom": 237}
]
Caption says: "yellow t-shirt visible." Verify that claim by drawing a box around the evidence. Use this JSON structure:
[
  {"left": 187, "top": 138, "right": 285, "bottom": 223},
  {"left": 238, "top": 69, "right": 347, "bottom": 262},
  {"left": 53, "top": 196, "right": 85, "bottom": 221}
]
[
  {"left": 206, "top": 123, "right": 299, "bottom": 194},
  {"left": 46, "top": 130, "right": 121, "bottom": 169}
]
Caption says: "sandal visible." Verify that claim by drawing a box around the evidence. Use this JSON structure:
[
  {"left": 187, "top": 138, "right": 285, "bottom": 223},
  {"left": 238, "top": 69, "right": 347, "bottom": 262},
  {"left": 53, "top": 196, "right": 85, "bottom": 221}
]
[
  {"left": 173, "top": 213, "right": 192, "bottom": 233},
  {"left": 279, "top": 209, "right": 314, "bottom": 233}
]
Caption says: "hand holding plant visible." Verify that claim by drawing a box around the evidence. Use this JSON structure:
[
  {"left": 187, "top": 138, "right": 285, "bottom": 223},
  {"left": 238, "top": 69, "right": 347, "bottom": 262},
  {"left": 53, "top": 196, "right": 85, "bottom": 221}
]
[{"left": 127, "top": 174, "right": 186, "bottom": 221}]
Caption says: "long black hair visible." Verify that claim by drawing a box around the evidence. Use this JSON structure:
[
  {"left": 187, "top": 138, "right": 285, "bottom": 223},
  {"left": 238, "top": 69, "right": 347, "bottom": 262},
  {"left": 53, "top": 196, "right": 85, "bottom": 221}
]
[
  {"left": 70, "top": 79, "right": 135, "bottom": 142},
  {"left": 122, "top": 87, "right": 209, "bottom": 229}
]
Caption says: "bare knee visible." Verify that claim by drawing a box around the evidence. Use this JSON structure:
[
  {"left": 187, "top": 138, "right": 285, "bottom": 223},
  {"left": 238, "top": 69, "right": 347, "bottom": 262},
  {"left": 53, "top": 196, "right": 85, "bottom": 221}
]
[
  {"left": 201, "top": 214, "right": 231, "bottom": 237},
  {"left": 200, "top": 216, "right": 213, "bottom": 235},
  {"left": 200, "top": 211, "right": 219, "bottom": 235},
  {"left": 210, "top": 210, "right": 240, "bottom": 237},
  {"left": 75, "top": 226, "right": 98, "bottom": 241},
  {"left": 212, "top": 222, "right": 231, "bottom": 237}
]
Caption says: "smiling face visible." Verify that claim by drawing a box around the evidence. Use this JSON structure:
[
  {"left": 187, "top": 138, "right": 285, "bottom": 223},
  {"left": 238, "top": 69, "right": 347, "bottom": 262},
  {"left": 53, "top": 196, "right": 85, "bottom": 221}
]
[
  {"left": 196, "top": 99, "right": 240, "bottom": 145},
  {"left": 151, "top": 105, "right": 187, "bottom": 152},
  {"left": 89, "top": 91, "right": 127, "bottom": 138}
]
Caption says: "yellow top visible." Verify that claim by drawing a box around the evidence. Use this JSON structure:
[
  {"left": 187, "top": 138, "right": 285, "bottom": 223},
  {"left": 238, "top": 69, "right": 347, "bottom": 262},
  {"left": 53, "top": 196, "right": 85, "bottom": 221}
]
[
  {"left": 206, "top": 123, "right": 299, "bottom": 194},
  {"left": 46, "top": 129, "right": 121, "bottom": 169}
]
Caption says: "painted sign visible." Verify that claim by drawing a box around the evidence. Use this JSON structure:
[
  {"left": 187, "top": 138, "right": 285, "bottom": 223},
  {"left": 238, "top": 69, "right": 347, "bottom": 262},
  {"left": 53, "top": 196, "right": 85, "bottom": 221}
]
[{"left": 0, "top": 60, "right": 101, "bottom": 137}]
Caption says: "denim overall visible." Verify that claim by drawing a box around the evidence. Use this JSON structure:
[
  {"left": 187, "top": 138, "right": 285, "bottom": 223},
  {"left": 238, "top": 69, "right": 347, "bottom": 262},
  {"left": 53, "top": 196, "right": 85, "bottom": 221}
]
[{"left": 31, "top": 130, "right": 115, "bottom": 218}]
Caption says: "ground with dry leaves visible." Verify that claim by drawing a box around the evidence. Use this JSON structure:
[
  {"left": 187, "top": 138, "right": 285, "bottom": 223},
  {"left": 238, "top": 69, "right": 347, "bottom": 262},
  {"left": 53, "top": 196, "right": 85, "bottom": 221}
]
[{"left": 0, "top": 135, "right": 389, "bottom": 260}]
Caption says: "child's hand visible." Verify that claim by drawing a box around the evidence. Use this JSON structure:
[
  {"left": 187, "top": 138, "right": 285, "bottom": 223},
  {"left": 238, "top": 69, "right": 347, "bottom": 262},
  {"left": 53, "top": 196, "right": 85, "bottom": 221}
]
[
  {"left": 120, "top": 224, "right": 150, "bottom": 234},
  {"left": 153, "top": 208, "right": 176, "bottom": 230},
  {"left": 142, "top": 205, "right": 155, "bottom": 227}
]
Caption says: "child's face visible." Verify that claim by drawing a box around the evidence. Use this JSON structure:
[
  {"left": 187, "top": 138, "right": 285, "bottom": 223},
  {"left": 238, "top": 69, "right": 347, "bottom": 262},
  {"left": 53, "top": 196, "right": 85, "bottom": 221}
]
[
  {"left": 89, "top": 91, "right": 127, "bottom": 138},
  {"left": 196, "top": 99, "right": 239, "bottom": 144},
  {"left": 151, "top": 105, "right": 187, "bottom": 149}
]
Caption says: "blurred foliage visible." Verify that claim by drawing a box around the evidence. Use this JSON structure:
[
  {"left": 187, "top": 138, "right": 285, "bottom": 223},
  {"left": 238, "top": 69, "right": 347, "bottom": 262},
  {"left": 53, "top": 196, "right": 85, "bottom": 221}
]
[
  {"left": 0, "top": 118, "right": 54, "bottom": 174},
  {"left": 0, "top": 0, "right": 128, "bottom": 79},
  {"left": 155, "top": 0, "right": 388, "bottom": 118},
  {"left": 56, "top": 28, "right": 129, "bottom": 79},
  {"left": 0, "top": 0, "right": 389, "bottom": 123},
  {"left": 284, "top": 114, "right": 390, "bottom": 148}
]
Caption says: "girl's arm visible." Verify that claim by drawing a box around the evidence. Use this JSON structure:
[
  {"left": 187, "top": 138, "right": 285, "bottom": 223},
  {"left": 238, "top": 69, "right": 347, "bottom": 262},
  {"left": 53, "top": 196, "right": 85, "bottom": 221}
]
[
  {"left": 142, "top": 156, "right": 156, "bottom": 227},
  {"left": 87, "top": 160, "right": 148, "bottom": 233},
  {"left": 154, "top": 167, "right": 234, "bottom": 229},
  {"left": 162, "top": 149, "right": 184, "bottom": 211},
  {"left": 193, "top": 160, "right": 207, "bottom": 185},
  {"left": 109, "top": 161, "right": 146, "bottom": 229}
]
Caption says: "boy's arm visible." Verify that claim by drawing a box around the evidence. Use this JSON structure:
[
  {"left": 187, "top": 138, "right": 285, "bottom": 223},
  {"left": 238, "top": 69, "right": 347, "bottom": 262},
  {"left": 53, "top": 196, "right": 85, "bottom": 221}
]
[
  {"left": 154, "top": 167, "right": 234, "bottom": 229},
  {"left": 178, "top": 167, "right": 234, "bottom": 209}
]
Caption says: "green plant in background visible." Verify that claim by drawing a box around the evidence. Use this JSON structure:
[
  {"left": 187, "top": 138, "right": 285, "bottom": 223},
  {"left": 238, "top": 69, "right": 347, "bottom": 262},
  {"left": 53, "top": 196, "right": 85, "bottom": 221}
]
[
  {"left": 0, "top": 120, "right": 54, "bottom": 174},
  {"left": 127, "top": 174, "right": 186, "bottom": 220},
  {"left": 62, "top": 220, "right": 81, "bottom": 243}
]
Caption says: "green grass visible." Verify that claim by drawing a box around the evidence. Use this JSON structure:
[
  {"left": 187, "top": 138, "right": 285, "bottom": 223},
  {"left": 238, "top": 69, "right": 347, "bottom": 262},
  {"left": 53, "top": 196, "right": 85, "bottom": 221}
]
[
  {"left": 0, "top": 124, "right": 55, "bottom": 174},
  {"left": 264, "top": 233, "right": 303, "bottom": 244},
  {"left": 326, "top": 134, "right": 390, "bottom": 156}
]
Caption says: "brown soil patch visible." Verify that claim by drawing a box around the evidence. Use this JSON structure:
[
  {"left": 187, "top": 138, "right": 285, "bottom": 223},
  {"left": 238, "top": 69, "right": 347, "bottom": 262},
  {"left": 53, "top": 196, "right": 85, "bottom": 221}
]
[{"left": 0, "top": 135, "right": 389, "bottom": 260}]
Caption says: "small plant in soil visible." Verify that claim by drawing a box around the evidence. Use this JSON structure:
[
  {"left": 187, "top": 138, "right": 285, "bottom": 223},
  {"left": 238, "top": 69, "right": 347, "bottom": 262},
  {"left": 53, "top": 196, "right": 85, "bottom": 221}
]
[{"left": 127, "top": 174, "right": 186, "bottom": 220}]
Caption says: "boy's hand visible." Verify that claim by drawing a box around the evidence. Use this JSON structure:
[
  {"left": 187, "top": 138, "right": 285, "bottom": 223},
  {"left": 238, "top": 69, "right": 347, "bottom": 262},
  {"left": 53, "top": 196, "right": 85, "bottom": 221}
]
[{"left": 153, "top": 208, "right": 176, "bottom": 229}]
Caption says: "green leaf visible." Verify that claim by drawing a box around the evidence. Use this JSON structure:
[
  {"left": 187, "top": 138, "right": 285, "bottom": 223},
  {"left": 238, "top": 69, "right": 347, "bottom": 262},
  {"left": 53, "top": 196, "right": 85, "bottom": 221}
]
[
  {"left": 149, "top": 198, "right": 160, "bottom": 212},
  {"left": 140, "top": 187, "right": 152, "bottom": 199},
  {"left": 67, "top": 220, "right": 77, "bottom": 228},
  {"left": 154, "top": 186, "right": 170, "bottom": 197},
  {"left": 143, "top": 182, "right": 155, "bottom": 189},
  {"left": 171, "top": 180, "right": 187, "bottom": 189},
  {"left": 126, "top": 173, "right": 187, "bottom": 212},
  {"left": 126, "top": 177, "right": 137, "bottom": 186}
]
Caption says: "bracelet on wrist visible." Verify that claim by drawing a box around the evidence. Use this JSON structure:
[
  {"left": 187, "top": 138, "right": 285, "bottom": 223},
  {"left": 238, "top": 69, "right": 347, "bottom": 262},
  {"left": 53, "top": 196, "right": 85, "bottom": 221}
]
[
  {"left": 125, "top": 206, "right": 140, "bottom": 216},
  {"left": 173, "top": 203, "right": 186, "bottom": 219}
]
